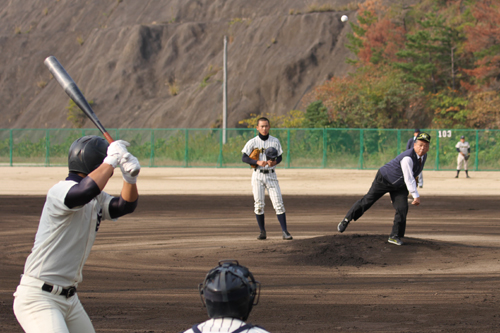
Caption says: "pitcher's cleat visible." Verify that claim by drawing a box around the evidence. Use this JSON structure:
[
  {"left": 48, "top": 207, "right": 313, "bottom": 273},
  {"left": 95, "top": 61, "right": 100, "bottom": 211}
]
[
  {"left": 282, "top": 230, "right": 293, "bottom": 240},
  {"left": 388, "top": 235, "right": 404, "bottom": 246}
]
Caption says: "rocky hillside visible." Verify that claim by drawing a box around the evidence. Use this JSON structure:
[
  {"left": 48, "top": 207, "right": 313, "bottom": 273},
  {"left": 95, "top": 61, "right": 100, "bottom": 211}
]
[{"left": 0, "top": 0, "right": 356, "bottom": 129}]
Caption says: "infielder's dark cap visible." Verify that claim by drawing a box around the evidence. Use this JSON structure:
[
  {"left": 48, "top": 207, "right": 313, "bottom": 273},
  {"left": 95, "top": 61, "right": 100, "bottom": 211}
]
[
  {"left": 416, "top": 132, "right": 431, "bottom": 143},
  {"left": 461, "top": 135, "right": 465, "bottom": 139},
  {"left": 414, "top": 128, "right": 420, "bottom": 133}
]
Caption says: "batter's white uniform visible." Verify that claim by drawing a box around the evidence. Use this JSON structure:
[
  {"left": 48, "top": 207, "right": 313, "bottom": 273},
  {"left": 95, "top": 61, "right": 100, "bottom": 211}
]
[
  {"left": 13, "top": 179, "right": 115, "bottom": 333},
  {"left": 184, "top": 318, "right": 270, "bottom": 333},
  {"left": 456, "top": 140, "right": 470, "bottom": 170},
  {"left": 242, "top": 135, "right": 285, "bottom": 215}
]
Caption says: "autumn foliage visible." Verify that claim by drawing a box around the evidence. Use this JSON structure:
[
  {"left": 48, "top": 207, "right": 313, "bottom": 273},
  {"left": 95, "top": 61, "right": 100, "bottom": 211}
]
[{"left": 308, "top": 0, "right": 500, "bottom": 129}]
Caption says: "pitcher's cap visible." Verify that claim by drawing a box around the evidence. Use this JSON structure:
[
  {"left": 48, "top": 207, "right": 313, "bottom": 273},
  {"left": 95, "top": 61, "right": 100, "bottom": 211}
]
[{"left": 416, "top": 132, "right": 431, "bottom": 143}]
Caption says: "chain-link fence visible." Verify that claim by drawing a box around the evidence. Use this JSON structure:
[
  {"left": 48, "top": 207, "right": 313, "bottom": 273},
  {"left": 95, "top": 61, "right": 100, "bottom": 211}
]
[{"left": 1, "top": 128, "right": 498, "bottom": 170}]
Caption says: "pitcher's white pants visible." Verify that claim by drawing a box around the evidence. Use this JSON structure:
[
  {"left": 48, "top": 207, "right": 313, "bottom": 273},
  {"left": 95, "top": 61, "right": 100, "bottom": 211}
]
[
  {"left": 252, "top": 170, "right": 285, "bottom": 215},
  {"left": 13, "top": 275, "right": 95, "bottom": 333}
]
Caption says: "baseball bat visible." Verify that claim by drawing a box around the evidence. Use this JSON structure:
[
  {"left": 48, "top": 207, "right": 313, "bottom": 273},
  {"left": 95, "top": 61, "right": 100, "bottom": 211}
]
[{"left": 44, "top": 56, "right": 139, "bottom": 176}]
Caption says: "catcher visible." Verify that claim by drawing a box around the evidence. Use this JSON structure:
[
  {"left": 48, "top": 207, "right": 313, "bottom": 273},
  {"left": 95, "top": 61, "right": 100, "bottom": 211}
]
[
  {"left": 241, "top": 117, "right": 292, "bottom": 240},
  {"left": 182, "top": 260, "right": 269, "bottom": 333}
]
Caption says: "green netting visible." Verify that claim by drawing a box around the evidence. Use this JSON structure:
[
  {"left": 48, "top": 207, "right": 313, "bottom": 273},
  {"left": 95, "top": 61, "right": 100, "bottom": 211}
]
[{"left": 0, "top": 128, "right": 498, "bottom": 171}]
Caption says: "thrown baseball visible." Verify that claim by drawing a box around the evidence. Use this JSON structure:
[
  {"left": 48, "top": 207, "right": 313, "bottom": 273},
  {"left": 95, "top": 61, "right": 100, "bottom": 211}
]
[{"left": 341, "top": 15, "right": 348, "bottom": 22}]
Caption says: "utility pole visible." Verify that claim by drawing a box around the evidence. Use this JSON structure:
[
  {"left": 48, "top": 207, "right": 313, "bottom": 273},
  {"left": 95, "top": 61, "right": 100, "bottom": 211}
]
[{"left": 222, "top": 35, "right": 228, "bottom": 144}]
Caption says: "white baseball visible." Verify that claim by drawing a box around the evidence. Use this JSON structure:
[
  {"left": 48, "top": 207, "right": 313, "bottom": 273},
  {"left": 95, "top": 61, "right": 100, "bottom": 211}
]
[{"left": 341, "top": 15, "right": 348, "bottom": 22}]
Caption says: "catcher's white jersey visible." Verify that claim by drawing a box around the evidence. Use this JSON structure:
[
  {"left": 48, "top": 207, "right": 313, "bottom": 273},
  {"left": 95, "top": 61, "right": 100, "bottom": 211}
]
[
  {"left": 23, "top": 180, "right": 115, "bottom": 287},
  {"left": 455, "top": 141, "right": 470, "bottom": 155},
  {"left": 242, "top": 135, "right": 283, "bottom": 172},
  {"left": 183, "top": 318, "right": 269, "bottom": 333}
]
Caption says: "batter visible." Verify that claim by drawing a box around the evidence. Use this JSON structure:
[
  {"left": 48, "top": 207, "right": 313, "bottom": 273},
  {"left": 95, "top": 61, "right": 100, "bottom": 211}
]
[
  {"left": 241, "top": 117, "right": 292, "bottom": 240},
  {"left": 13, "top": 136, "right": 140, "bottom": 333}
]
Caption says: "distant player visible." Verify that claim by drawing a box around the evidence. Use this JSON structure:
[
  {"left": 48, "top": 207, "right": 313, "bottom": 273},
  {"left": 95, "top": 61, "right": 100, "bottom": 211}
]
[
  {"left": 338, "top": 132, "right": 431, "bottom": 246},
  {"left": 241, "top": 117, "right": 292, "bottom": 240},
  {"left": 182, "top": 260, "right": 269, "bottom": 333},
  {"left": 13, "top": 136, "right": 140, "bottom": 333},
  {"left": 406, "top": 129, "right": 423, "bottom": 188},
  {"left": 455, "top": 135, "right": 471, "bottom": 178}
]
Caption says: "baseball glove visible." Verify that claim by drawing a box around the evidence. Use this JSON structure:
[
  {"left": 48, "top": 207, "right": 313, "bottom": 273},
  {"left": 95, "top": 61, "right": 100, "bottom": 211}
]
[
  {"left": 464, "top": 155, "right": 470, "bottom": 161},
  {"left": 248, "top": 148, "right": 260, "bottom": 169}
]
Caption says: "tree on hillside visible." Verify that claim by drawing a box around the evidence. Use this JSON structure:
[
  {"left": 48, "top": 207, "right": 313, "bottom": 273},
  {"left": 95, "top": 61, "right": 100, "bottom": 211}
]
[
  {"left": 394, "top": 13, "right": 464, "bottom": 93},
  {"left": 307, "top": 65, "right": 426, "bottom": 128},
  {"left": 303, "top": 101, "right": 331, "bottom": 128},
  {"left": 463, "top": 0, "right": 500, "bottom": 87},
  {"left": 346, "top": 0, "right": 405, "bottom": 65}
]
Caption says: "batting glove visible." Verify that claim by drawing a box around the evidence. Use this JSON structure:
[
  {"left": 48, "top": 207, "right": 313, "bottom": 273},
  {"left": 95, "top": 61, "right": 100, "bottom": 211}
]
[
  {"left": 120, "top": 153, "right": 141, "bottom": 184},
  {"left": 103, "top": 140, "right": 130, "bottom": 168}
]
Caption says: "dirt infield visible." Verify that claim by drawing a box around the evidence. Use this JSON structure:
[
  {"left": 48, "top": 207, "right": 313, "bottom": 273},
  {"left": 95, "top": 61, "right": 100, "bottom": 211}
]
[{"left": 1, "top": 168, "right": 500, "bottom": 332}]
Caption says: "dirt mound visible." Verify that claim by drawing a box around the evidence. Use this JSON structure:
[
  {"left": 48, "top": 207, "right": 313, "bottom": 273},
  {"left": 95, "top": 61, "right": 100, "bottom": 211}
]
[{"left": 257, "top": 234, "right": 495, "bottom": 269}]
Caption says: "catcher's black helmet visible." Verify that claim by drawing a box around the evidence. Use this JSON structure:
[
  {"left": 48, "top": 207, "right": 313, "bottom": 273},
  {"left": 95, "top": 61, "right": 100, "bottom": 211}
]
[
  {"left": 199, "top": 260, "right": 260, "bottom": 321},
  {"left": 265, "top": 147, "right": 278, "bottom": 161},
  {"left": 68, "top": 135, "right": 109, "bottom": 175}
]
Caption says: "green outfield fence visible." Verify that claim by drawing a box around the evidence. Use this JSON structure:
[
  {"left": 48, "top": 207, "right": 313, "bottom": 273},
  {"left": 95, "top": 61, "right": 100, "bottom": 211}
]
[{"left": 1, "top": 128, "right": 499, "bottom": 170}]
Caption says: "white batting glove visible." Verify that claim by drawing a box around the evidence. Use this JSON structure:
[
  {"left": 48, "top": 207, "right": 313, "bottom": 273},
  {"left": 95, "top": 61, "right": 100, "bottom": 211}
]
[
  {"left": 119, "top": 153, "right": 141, "bottom": 184},
  {"left": 103, "top": 140, "right": 130, "bottom": 168}
]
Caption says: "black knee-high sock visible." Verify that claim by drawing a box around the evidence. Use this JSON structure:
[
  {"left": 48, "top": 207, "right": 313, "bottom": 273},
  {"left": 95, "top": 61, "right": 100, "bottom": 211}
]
[
  {"left": 456, "top": 170, "right": 460, "bottom": 177},
  {"left": 277, "top": 213, "right": 287, "bottom": 232},
  {"left": 256, "top": 214, "right": 265, "bottom": 231}
]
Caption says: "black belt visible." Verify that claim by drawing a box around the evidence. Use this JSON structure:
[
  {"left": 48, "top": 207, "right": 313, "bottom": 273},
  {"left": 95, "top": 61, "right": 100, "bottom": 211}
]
[
  {"left": 42, "top": 283, "right": 77, "bottom": 298},
  {"left": 254, "top": 169, "right": 274, "bottom": 174}
]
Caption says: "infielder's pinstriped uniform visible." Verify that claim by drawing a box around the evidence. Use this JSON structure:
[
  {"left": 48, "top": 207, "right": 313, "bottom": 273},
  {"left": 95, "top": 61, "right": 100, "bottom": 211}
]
[
  {"left": 183, "top": 318, "right": 269, "bottom": 333},
  {"left": 456, "top": 140, "right": 470, "bottom": 170},
  {"left": 242, "top": 135, "right": 285, "bottom": 215},
  {"left": 13, "top": 180, "right": 115, "bottom": 333}
]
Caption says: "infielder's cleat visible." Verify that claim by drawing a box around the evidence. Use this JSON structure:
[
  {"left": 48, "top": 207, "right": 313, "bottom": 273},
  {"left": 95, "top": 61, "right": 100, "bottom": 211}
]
[
  {"left": 257, "top": 230, "right": 267, "bottom": 240},
  {"left": 388, "top": 235, "right": 404, "bottom": 246},
  {"left": 466, "top": 175, "right": 470, "bottom": 178},
  {"left": 338, "top": 218, "right": 350, "bottom": 233},
  {"left": 282, "top": 230, "right": 293, "bottom": 240}
]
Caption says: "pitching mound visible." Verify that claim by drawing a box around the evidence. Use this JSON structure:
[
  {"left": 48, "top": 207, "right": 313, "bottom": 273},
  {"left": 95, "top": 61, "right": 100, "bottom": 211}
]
[{"left": 270, "top": 234, "right": 490, "bottom": 268}]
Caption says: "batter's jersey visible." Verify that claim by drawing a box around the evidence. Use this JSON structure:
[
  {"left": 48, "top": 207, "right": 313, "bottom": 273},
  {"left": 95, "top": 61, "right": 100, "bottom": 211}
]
[
  {"left": 183, "top": 318, "right": 269, "bottom": 333},
  {"left": 23, "top": 180, "right": 115, "bottom": 287},
  {"left": 456, "top": 141, "right": 470, "bottom": 155},
  {"left": 242, "top": 135, "right": 283, "bottom": 171}
]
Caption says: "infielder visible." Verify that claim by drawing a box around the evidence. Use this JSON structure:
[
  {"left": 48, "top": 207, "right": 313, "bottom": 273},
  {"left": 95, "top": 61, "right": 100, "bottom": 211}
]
[
  {"left": 338, "top": 132, "right": 431, "bottom": 246},
  {"left": 455, "top": 135, "right": 471, "bottom": 178},
  {"left": 406, "top": 129, "right": 423, "bottom": 188},
  {"left": 183, "top": 260, "right": 269, "bottom": 333},
  {"left": 13, "top": 135, "right": 140, "bottom": 333},
  {"left": 241, "top": 117, "right": 292, "bottom": 240}
]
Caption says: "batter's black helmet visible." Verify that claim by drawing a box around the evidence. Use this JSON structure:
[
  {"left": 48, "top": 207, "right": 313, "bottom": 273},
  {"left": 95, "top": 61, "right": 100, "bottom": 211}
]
[
  {"left": 265, "top": 147, "right": 278, "bottom": 161},
  {"left": 199, "top": 260, "right": 260, "bottom": 321},
  {"left": 68, "top": 135, "right": 109, "bottom": 175}
]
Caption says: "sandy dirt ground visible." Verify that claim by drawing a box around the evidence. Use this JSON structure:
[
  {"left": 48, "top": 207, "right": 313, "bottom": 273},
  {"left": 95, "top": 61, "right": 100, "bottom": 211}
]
[{"left": 1, "top": 168, "right": 499, "bottom": 332}]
